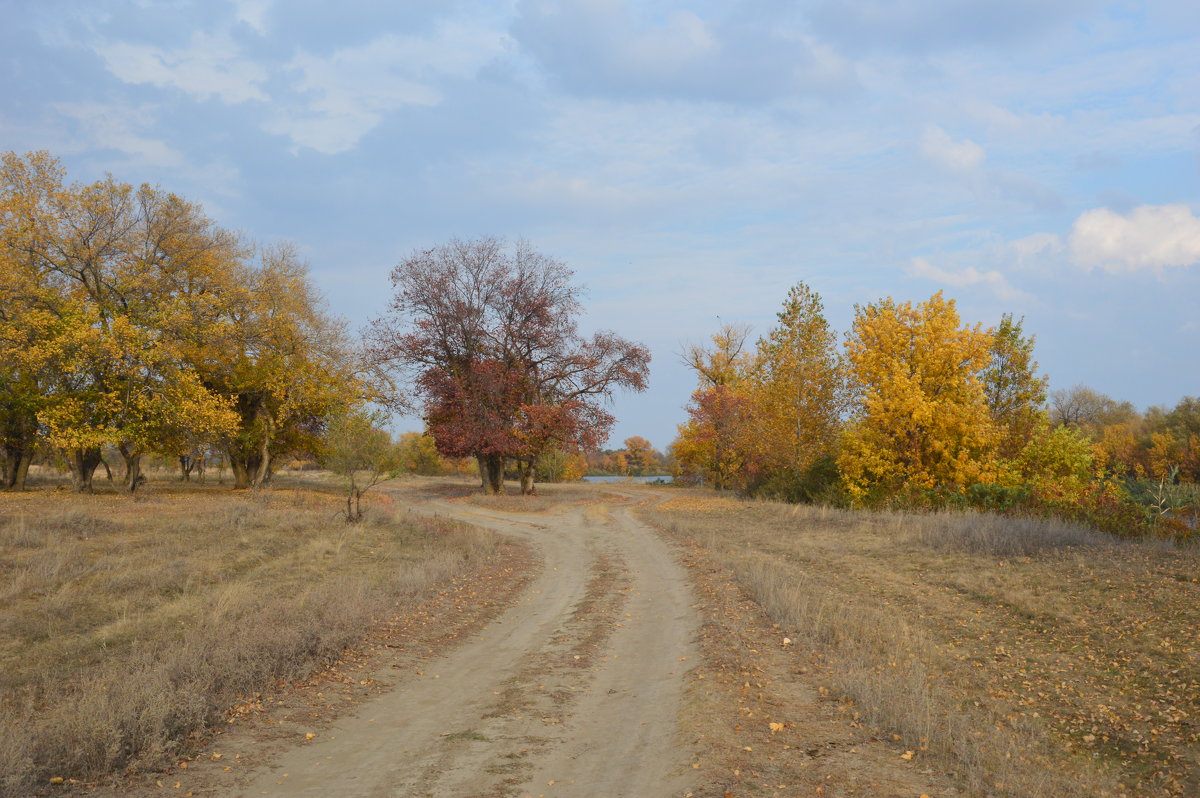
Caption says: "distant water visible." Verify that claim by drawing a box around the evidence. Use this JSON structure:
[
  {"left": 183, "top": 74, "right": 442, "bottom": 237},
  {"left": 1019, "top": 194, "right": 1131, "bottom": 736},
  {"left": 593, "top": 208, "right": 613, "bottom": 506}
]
[{"left": 581, "top": 475, "right": 673, "bottom": 484}]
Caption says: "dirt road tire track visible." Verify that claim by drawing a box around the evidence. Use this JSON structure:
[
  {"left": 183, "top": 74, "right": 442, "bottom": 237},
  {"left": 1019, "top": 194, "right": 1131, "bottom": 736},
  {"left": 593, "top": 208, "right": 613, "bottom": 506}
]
[{"left": 231, "top": 493, "right": 699, "bottom": 797}]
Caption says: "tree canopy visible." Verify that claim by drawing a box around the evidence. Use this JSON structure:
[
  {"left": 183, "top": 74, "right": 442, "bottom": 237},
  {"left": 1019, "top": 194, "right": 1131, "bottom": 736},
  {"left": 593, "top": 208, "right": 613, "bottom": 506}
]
[
  {"left": 367, "top": 237, "right": 649, "bottom": 494},
  {"left": 1, "top": 151, "right": 360, "bottom": 492}
]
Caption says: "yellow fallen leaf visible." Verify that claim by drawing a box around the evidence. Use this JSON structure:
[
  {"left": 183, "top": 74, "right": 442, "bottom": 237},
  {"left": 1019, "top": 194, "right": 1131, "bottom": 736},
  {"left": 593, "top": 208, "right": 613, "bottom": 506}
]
[
  {"left": 769, "top": 722, "right": 784, "bottom": 734},
  {"left": 743, "top": 746, "right": 753, "bottom": 751},
  {"left": 901, "top": 750, "right": 914, "bottom": 760},
  {"left": 49, "top": 777, "right": 64, "bottom": 785},
  {"left": 305, "top": 733, "right": 315, "bottom": 740}
]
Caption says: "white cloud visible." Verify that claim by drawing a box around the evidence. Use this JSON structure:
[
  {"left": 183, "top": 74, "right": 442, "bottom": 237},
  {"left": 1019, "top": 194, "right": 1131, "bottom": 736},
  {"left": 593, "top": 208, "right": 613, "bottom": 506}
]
[
  {"left": 512, "top": 0, "right": 856, "bottom": 103},
  {"left": 1069, "top": 204, "right": 1200, "bottom": 273},
  {"left": 267, "top": 21, "right": 508, "bottom": 154},
  {"left": 234, "top": 0, "right": 272, "bottom": 34},
  {"left": 96, "top": 31, "right": 268, "bottom": 103},
  {"left": 1008, "top": 232, "right": 1064, "bottom": 270},
  {"left": 920, "top": 124, "right": 985, "bottom": 173},
  {"left": 916, "top": 123, "right": 984, "bottom": 171},
  {"left": 909, "top": 256, "right": 1023, "bottom": 299},
  {"left": 53, "top": 102, "right": 184, "bottom": 168}
]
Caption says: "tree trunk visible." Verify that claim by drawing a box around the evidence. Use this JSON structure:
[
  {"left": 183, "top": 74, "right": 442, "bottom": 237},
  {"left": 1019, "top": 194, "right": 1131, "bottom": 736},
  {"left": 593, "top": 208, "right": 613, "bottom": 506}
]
[
  {"left": 180, "top": 454, "right": 195, "bottom": 482},
  {"left": 2, "top": 445, "right": 34, "bottom": 491},
  {"left": 252, "top": 441, "right": 272, "bottom": 489},
  {"left": 483, "top": 454, "right": 504, "bottom": 494},
  {"left": 476, "top": 455, "right": 488, "bottom": 490},
  {"left": 250, "top": 407, "right": 275, "bottom": 489},
  {"left": 1, "top": 409, "right": 38, "bottom": 491},
  {"left": 518, "top": 458, "right": 536, "bottom": 495},
  {"left": 66, "top": 447, "right": 103, "bottom": 493},
  {"left": 228, "top": 452, "right": 256, "bottom": 489},
  {"left": 119, "top": 443, "right": 143, "bottom": 492}
]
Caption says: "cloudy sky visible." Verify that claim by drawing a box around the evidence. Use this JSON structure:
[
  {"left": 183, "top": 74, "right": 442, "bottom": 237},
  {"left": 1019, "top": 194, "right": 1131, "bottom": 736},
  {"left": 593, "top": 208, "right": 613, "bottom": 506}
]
[{"left": 3, "top": 0, "right": 1198, "bottom": 449}]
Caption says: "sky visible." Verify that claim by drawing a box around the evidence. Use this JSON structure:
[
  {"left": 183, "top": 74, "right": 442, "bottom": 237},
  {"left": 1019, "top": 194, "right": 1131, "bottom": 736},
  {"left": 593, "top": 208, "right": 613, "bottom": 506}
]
[{"left": 2, "top": 0, "right": 1198, "bottom": 451}]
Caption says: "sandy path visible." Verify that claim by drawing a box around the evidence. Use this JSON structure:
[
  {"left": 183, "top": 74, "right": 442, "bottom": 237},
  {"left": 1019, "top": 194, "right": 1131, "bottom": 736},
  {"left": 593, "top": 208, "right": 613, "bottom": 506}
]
[{"left": 232, "top": 493, "right": 698, "bottom": 798}]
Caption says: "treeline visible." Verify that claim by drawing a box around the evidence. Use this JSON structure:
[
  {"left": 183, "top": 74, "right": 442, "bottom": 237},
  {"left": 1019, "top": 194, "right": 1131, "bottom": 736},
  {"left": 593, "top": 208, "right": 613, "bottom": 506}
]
[
  {"left": 673, "top": 284, "right": 1198, "bottom": 539},
  {"left": 0, "top": 151, "right": 363, "bottom": 492},
  {"left": 585, "top": 436, "right": 671, "bottom": 476}
]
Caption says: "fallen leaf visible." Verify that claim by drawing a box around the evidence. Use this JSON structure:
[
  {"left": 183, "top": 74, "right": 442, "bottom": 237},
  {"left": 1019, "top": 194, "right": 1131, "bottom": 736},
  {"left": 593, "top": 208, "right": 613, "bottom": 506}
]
[
  {"left": 769, "top": 722, "right": 784, "bottom": 734},
  {"left": 901, "top": 750, "right": 914, "bottom": 760}
]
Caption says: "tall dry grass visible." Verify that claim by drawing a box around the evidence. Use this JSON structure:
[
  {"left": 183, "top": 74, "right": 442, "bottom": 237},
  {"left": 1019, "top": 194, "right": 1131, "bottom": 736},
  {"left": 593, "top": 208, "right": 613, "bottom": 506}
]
[
  {"left": 646, "top": 494, "right": 1200, "bottom": 797},
  {"left": 0, "top": 485, "right": 499, "bottom": 797}
]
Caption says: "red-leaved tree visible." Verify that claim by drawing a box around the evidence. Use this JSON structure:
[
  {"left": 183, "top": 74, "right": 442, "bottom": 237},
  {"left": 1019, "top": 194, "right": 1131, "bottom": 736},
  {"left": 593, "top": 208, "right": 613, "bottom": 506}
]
[{"left": 367, "top": 237, "right": 649, "bottom": 494}]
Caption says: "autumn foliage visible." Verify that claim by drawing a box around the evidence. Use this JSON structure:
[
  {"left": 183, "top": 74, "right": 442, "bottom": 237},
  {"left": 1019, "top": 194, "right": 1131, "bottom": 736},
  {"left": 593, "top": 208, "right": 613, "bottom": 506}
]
[
  {"left": 673, "top": 283, "right": 1197, "bottom": 539},
  {"left": 0, "top": 151, "right": 361, "bottom": 492},
  {"left": 368, "top": 237, "right": 649, "bottom": 494}
]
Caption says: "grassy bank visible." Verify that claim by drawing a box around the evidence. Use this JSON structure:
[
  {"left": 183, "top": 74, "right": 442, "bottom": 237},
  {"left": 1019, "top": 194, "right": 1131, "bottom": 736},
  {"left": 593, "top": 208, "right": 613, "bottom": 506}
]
[
  {"left": 0, "top": 483, "right": 503, "bottom": 796},
  {"left": 644, "top": 493, "right": 1200, "bottom": 797}
]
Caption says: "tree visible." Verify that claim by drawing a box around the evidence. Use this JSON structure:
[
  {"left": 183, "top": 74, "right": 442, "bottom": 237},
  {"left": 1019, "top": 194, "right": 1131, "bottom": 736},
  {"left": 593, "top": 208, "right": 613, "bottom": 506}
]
[
  {"left": 322, "top": 411, "right": 400, "bottom": 522},
  {"left": 681, "top": 323, "right": 753, "bottom": 388},
  {"left": 622, "top": 436, "right": 656, "bottom": 476},
  {"left": 0, "top": 152, "right": 241, "bottom": 492},
  {"left": 983, "top": 314, "right": 1047, "bottom": 460},
  {"left": 672, "top": 384, "right": 750, "bottom": 490},
  {"left": 838, "top": 292, "right": 997, "bottom": 503},
  {"left": 191, "top": 245, "right": 361, "bottom": 489},
  {"left": 1050, "top": 385, "right": 1135, "bottom": 431},
  {"left": 745, "top": 283, "right": 845, "bottom": 500},
  {"left": 673, "top": 324, "right": 755, "bottom": 490},
  {"left": 394, "top": 432, "right": 448, "bottom": 475},
  {"left": 368, "top": 237, "right": 649, "bottom": 494}
]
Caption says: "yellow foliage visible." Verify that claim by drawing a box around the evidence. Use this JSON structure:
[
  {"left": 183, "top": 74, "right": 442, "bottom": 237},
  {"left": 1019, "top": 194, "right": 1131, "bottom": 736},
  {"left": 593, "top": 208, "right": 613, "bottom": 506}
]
[{"left": 839, "top": 292, "right": 998, "bottom": 503}]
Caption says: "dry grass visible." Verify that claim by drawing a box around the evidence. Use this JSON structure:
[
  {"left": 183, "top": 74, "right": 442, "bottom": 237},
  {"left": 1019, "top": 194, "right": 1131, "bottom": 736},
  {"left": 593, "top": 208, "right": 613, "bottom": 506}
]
[
  {"left": 644, "top": 493, "right": 1200, "bottom": 797},
  {"left": 0, "top": 482, "right": 501, "bottom": 797}
]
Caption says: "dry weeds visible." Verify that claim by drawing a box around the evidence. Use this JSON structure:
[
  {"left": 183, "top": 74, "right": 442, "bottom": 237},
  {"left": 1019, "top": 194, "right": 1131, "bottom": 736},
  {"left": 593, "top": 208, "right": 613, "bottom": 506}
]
[
  {"left": 0, "top": 483, "right": 505, "bottom": 797},
  {"left": 644, "top": 493, "right": 1200, "bottom": 797}
]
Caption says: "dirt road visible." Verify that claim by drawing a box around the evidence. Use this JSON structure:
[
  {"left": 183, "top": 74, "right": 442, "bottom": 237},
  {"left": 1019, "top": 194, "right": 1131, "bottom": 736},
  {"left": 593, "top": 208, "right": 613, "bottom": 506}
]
[{"left": 233, "top": 490, "right": 699, "bottom": 797}]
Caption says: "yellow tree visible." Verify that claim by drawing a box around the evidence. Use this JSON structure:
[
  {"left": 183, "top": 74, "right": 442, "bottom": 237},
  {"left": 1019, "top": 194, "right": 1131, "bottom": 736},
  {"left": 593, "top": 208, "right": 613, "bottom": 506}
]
[
  {"left": 746, "top": 282, "right": 844, "bottom": 500},
  {"left": 196, "top": 245, "right": 361, "bottom": 489},
  {"left": 0, "top": 151, "right": 71, "bottom": 489},
  {"left": 622, "top": 435, "right": 656, "bottom": 475},
  {"left": 673, "top": 324, "right": 755, "bottom": 490},
  {"left": 983, "top": 313, "right": 1047, "bottom": 460},
  {"left": 838, "top": 292, "right": 997, "bottom": 503},
  {"left": 10, "top": 159, "right": 242, "bottom": 491}
]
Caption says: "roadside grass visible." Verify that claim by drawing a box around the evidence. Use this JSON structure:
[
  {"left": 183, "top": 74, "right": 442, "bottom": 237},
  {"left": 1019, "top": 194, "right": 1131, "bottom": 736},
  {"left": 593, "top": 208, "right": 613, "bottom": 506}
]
[
  {"left": 0, "top": 483, "right": 501, "bottom": 797},
  {"left": 644, "top": 493, "right": 1200, "bottom": 797}
]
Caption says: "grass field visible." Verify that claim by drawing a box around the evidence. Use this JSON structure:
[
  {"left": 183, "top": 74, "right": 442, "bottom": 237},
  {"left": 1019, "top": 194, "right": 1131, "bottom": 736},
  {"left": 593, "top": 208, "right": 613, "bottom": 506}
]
[
  {"left": 0, "top": 479, "right": 504, "bottom": 797},
  {"left": 644, "top": 493, "right": 1200, "bottom": 797}
]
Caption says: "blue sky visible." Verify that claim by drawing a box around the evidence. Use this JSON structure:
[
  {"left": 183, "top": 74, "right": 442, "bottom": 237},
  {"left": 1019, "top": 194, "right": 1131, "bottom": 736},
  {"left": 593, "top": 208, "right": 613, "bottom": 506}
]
[{"left": 3, "top": 0, "right": 1198, "bottom": 450}]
